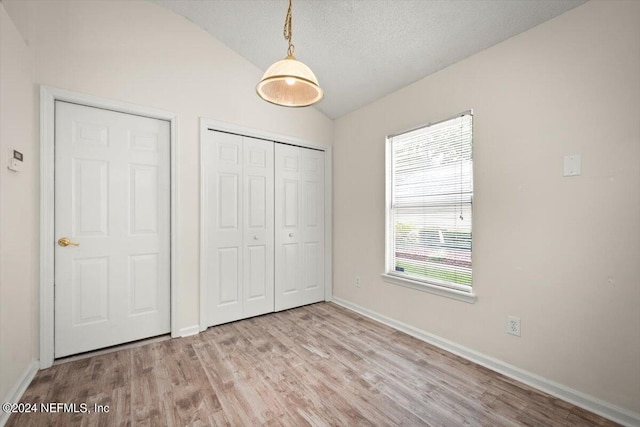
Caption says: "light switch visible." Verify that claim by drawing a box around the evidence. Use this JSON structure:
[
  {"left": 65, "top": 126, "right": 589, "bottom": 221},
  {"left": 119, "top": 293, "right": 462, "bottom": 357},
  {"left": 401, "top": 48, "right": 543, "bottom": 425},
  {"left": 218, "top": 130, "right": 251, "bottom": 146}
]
[{"left": 563, "top": 154, "right": 581, "bottom": 177}]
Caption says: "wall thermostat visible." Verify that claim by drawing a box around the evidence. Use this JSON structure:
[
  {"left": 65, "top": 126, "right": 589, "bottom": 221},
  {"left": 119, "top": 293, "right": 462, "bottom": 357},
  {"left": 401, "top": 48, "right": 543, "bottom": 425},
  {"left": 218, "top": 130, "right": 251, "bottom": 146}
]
[{"left": 8, "top": 149, "right": 23, "bottom": 172}]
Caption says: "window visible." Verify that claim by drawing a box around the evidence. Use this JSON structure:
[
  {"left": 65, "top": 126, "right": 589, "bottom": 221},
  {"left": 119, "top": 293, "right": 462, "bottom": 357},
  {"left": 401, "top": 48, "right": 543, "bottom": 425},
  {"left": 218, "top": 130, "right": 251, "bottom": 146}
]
[{"left": 383, "top": 112, "right": 474, "bottom": 302}]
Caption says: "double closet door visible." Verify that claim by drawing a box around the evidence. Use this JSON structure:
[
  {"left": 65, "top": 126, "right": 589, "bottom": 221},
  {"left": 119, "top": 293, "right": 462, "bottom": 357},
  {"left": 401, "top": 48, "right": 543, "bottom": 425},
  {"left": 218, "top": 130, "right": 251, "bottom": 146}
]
[{"left": 202, "top": 130, "right": 325, "bottom": 328}]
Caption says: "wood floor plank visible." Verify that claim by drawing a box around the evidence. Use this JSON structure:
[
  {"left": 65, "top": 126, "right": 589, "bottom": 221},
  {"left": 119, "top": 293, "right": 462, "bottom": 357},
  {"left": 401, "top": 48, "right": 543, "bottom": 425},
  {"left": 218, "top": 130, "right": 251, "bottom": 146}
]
[{"left": 7, "top": 302, "right": 620, "bottom": 427}]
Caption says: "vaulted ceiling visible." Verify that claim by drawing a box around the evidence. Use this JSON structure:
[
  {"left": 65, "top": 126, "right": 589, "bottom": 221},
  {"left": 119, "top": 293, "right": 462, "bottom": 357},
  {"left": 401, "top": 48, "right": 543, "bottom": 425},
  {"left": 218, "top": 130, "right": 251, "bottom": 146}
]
[{"left": 155, "top": 0, "right": 587, "bottom": 118}]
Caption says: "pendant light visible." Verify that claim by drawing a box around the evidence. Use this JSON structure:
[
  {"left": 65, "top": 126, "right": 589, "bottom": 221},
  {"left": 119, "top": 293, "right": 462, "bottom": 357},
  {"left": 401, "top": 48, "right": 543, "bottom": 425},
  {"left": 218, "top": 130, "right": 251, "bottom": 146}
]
[{"left": 256, "top": 0, "right": 323, "bottom": 107}]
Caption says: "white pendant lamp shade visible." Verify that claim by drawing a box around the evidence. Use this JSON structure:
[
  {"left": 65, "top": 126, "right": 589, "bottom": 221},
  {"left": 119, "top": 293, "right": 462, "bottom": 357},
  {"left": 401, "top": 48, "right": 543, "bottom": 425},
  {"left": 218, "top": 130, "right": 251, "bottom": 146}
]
[
  {"left": 257, "top": 0, "right": 323, "bottom": 108},
  {"left": 256, "top": 55, "right": 323, "bottom": 107}
]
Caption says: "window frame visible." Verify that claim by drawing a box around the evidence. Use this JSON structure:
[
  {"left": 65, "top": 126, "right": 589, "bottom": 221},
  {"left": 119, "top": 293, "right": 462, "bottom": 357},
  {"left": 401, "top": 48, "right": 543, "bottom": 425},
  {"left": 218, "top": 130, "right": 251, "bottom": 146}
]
[{"left": 382, "top": 111, "right": 477, "bottom": 304}]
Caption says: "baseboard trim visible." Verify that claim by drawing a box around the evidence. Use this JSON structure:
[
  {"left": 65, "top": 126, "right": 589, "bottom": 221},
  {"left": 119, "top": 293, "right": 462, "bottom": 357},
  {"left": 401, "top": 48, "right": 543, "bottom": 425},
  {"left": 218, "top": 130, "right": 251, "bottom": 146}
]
[
  {"left": 0, "top": 360, "right": 39, "bottom": 427},
  {"left": 179, "top": 325, "right": 200, "bottom": 337},
  {"left": 332, "top": 297, "right": 640, "bottom": 427}
]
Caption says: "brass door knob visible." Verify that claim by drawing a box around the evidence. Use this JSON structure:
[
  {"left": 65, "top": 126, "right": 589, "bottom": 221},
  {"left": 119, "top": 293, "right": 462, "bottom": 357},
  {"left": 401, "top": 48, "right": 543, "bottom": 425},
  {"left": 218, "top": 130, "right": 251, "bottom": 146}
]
[{"left": 58, "top": 237, "right": 79, "bottom": 247}]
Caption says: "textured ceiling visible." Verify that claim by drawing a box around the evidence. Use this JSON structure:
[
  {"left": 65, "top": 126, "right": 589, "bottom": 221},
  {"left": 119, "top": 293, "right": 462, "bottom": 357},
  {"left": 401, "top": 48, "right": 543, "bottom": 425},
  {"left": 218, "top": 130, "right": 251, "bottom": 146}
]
[{"left": 154, "top": 0, "right": 587, "bottom": 119}]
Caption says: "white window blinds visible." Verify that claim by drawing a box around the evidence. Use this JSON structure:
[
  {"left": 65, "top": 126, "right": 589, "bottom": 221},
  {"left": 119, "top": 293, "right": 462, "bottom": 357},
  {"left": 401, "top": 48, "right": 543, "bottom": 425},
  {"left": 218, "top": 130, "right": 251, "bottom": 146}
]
[{"left": 388, "top": 113, "right": 473, "bottom": 291}]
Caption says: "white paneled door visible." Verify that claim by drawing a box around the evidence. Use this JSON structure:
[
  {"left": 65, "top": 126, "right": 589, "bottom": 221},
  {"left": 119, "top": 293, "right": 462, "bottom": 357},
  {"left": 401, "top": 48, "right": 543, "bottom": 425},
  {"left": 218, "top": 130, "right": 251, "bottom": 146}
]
[
  {"left": 275, "top": 144, "right": 325, "bottom": 311},
  {"left": 54, "top": 101, "right": 170, "bottom": 358},
  {"left": 202, "top": 131, "right": 274, "bottom": 327}
]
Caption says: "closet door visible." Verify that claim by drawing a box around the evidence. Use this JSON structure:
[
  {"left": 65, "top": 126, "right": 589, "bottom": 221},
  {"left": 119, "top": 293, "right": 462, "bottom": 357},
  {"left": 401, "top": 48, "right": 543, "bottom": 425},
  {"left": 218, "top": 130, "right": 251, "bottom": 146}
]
[
  {"left": 202, "top": 132, "right": 244, "bottom": 326},
  {"left": 202, "top": 131, "right": 274, "bottom": 327},
  {"left": 243, "top": 138, "right": 274, "bottom": 318},
  {"left": 275, "top": 144, "right": 325, "bottom": 311}
]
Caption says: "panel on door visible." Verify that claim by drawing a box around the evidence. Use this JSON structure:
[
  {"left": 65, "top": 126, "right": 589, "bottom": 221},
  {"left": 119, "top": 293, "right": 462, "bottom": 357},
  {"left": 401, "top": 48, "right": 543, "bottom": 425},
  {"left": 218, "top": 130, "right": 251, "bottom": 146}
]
[
  {"left": 54, "top": 101, "right": 170, "bottom": 358},
  {"left": 274, "top": 144, "right": 324, "bottom": 311},
  {"left": 202, "top": 131, "right": 275, "bottom": 327},
  {"left": 202, "top": 132, "right": 244, "bottom": 326},
  {"left": 301, "top": 154, "right": 325, "bottom": 304},
  {"left": 243, "top": 137, "right": 274, "bottom": 318}
]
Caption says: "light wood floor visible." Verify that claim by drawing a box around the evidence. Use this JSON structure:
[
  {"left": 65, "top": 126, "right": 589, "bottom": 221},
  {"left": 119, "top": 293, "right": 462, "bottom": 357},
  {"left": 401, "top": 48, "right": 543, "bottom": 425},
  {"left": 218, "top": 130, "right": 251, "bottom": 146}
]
[{"left": 8, "top": 303, "right": 618, "bottom": 426}]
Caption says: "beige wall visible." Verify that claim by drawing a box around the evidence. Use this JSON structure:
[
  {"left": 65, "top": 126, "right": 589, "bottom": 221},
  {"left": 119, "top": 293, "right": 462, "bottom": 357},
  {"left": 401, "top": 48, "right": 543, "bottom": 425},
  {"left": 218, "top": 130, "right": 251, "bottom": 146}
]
[
  {"left": 0, "top": 3, "right": 38, "bottom": 402},
  {"left": 334, "top": 0, "right": 640, "bottom": 414}
]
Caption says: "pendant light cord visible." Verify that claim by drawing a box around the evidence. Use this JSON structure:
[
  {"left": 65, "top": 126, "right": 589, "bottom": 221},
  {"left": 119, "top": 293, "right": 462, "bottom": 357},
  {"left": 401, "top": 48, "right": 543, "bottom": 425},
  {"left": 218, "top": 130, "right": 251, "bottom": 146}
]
[{"left": 283, "top": 0, "right": 295, "bottom": 56}]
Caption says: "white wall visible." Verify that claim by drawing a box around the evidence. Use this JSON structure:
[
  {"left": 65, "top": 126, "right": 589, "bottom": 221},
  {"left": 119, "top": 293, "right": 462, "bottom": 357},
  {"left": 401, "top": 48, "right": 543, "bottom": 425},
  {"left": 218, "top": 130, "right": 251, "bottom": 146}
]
[
  {"left": 1, "top": 0, "right": 333, "bottom": 342},
  {"left": 334, "top": 0, "right": 640, "bottom": 415},
  {"left": 0, "top": 3, "right": 38, "bottom": 403}
]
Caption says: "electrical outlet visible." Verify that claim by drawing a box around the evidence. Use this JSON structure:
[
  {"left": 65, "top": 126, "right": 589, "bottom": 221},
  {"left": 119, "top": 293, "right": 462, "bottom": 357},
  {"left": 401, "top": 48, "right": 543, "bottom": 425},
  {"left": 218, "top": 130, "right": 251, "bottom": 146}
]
[
  {"left": 507, "top": 316, "right": 521, "bottom": 337},
  {"left": 355, "top": 276, "right": 361, "bottom": 288}
]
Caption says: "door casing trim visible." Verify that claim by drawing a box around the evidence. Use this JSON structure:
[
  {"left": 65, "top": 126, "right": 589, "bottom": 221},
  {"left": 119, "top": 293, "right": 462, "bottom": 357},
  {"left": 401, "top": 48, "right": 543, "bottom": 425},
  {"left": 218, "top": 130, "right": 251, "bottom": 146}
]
[{"left": 39, "top": 86, "right": 181, "bottom": 368}]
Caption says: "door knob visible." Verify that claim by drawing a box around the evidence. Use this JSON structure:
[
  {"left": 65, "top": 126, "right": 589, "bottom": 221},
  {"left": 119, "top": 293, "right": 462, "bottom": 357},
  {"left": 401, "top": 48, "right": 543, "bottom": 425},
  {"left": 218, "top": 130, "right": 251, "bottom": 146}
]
[
  {"left": 253, "top": 236, "right": 259, "bottom": 240},
  {"left": 58, "top": 237, "right": 79, "bottom": 247},
  {"left": 288, "top": 233, "right": 294, "bottom": 237}
]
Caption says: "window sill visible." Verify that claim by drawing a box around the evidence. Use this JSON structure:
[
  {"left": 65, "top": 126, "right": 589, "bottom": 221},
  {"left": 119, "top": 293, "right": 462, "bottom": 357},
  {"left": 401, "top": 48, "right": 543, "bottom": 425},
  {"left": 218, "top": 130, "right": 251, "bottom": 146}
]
[{"left": 381, "top": 273, "right": 477, "bottom": 304}]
